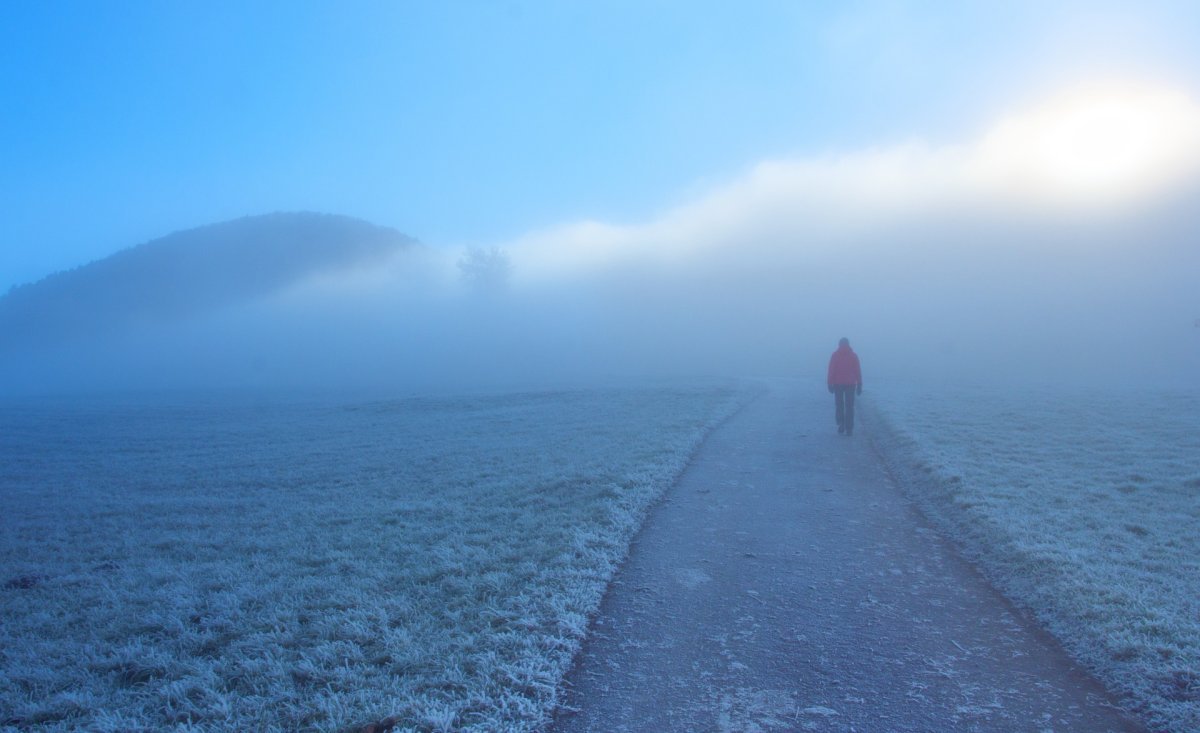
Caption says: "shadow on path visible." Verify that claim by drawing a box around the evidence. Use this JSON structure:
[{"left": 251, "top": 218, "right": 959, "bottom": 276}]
[{"left": 547, "top": 384, "right": 1144, "bottom": 733}]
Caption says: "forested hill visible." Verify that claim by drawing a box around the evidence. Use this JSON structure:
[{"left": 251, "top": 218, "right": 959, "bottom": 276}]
[{"left": 0, "top": 212, "right": 415, "bottom": 350}]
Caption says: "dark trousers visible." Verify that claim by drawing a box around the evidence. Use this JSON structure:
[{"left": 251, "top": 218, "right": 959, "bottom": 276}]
[{"left": 833, "top": 386, "right": 856, "bottom": 433}]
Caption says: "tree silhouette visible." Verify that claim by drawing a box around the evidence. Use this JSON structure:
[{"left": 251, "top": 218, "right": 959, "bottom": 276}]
[{"left": 458, "top": 247, "right": 512, "bottom": 293}]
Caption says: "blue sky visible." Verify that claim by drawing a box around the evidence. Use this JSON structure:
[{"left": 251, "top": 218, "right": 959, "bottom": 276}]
[{"left": 3, "top": 0, "right": 1200, "bottom": 292}]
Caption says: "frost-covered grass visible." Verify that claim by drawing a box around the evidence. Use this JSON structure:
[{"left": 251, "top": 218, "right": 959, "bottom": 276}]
[
  {"left": 871, "top": 385, "right": 1200, "bottom": 733},
  {"left": 0, "top": 385, "right": 746, "bottom": 732}
]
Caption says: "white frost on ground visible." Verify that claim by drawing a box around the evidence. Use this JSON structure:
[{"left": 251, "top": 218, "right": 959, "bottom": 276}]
[
  {"left": 872, "top": 384, "right": 1200, "bottom": 733},
  {"left": 0, "top": 385, "right": 748, "bottom": 732}
]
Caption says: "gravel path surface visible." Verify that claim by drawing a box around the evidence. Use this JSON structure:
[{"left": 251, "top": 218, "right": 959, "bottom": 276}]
[{"left": 547, "top": 385, "right": 1145, "bottom": 733}]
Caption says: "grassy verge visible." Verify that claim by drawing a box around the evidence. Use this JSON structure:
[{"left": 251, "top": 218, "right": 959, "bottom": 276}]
[
  {"left": 0, "top": 384, "right": 750, "bottom": 732},
  {"left": 869, "top": 385, "right": 1200, "bottom": 733}
]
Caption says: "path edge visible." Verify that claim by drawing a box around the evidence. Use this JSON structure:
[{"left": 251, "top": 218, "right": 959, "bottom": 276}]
[
  {"left": 862, "top": 401, "right": 1150, "bottom": 731},
  {"left": 538, "top": 382, "right": 768, "bottom": 730}
]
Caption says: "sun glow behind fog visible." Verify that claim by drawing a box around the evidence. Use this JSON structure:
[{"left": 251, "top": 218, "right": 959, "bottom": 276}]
[
  {"left": 975, "top": 82, "right": 1200, "bottom": 205},
  {"left": 504, "top": 79, "right": 1200, "bottom": 284}
]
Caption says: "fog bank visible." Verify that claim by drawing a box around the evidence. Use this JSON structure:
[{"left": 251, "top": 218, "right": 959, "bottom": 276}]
[{"left": 3, "top": 83, "right": 1198, "bottom": 397}]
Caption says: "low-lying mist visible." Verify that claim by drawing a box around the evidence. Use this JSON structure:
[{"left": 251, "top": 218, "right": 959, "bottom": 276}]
[
  {"left": 4, "top": 192, "right": 1195, "bottom": 399},
  {"left": 5, "top": 85, "right": 1200, "bottom": 398}
]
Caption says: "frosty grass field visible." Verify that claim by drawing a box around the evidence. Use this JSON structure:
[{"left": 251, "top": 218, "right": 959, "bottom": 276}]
[
  {"left": 4, "top": 381, "right": 1198, "bottom": 733},
  {"left": 872, "top": 384, "right": 1200, "bottom": 733},
  {"left": 0, "top": 385, "right": 746, "bottom": 732}
]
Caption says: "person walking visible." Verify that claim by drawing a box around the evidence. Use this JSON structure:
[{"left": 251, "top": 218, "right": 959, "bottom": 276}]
[{"left": 827, "top": 337, "right": 863, "bottom": 436}]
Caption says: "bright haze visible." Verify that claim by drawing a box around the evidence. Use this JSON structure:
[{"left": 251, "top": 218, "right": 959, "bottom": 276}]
[{"left": 2, "top": 1, "right": 1199, "bottom": 396}]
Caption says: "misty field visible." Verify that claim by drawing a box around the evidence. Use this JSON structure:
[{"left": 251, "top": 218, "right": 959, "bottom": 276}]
[
  {"left": 872, "top": 385, "right": 1200, "bottom": 733},
  {"left": 0, "top": 385, "right": 744, "bottom": 732}
]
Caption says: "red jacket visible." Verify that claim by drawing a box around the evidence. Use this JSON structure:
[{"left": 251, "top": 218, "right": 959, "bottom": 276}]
[{"left": 827, "top": 344, "right": 862, "bottom": 388}]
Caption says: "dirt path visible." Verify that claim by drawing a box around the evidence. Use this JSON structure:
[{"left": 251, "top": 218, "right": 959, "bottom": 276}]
[{"left": 547, "top": 384, "right": 1144, "bottom": 733}]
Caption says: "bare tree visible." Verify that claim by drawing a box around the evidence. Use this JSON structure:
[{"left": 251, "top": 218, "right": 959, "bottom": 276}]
[{"left": 458, "top": 247, "right": 512, "bottom": 293}]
